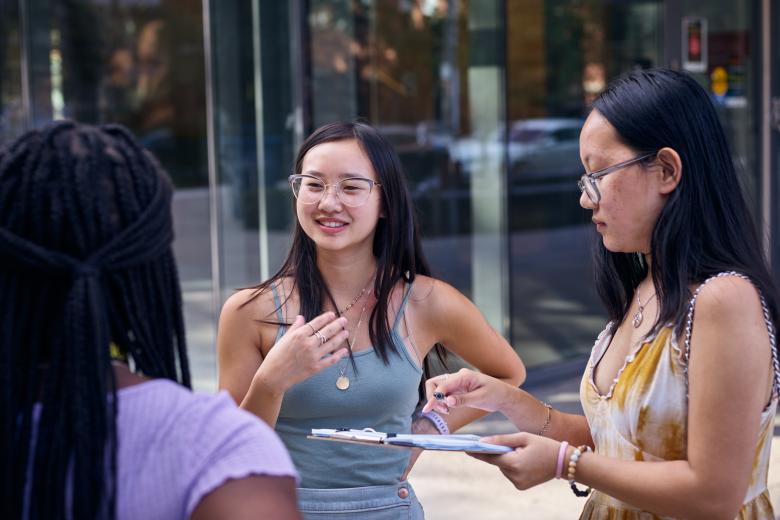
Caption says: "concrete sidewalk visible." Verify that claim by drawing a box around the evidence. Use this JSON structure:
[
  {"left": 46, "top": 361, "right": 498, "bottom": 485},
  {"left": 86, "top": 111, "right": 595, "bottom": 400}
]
[{"left": 407, "top": 367, "right": 780, "bottom": 519}]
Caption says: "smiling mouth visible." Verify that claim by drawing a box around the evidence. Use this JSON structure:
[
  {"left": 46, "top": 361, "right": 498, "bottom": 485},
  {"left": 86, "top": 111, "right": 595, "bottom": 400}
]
[{"left": 317, "top": 220, "right": 348, "bottom": 229}]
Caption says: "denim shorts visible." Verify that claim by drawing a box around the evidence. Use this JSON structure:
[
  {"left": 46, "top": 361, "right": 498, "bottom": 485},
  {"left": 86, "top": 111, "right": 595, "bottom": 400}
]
[{"left": 297, "top": 481, "right": 425, "bottom": 519}]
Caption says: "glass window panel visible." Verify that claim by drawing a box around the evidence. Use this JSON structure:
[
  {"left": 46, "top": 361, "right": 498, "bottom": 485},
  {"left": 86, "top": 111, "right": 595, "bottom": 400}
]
[
  {"left": 9, "top": 1, "right": 215, "bottom": 390},
  {"left": 209, "top": 1, "right": 296, "bottom": 299},
  {"left": 506, "top": 0, "right": 662, "bottom": 367},
  {"left": 681, "top": 1, "right": 759, "bottom": 220},
  {"left": 0, "top": 1, "right": 24, "bottom": 142}
]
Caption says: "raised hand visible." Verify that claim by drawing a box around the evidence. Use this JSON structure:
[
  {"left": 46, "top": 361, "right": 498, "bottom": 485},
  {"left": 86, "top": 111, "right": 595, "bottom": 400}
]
[{"left": 256, "top": 312, "right": 350, "bottom": 393}]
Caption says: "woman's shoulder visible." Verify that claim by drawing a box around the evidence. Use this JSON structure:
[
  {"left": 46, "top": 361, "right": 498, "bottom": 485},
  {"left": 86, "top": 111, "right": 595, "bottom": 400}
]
[
  {"left": 690, "top": 273, "right": 764, "bottom": 322},
  {"left": 119, "top": 382, "right": 289, "bottom": 455},
  {"left": 116, "top": 383, "right": 297, "bottom": 516},
  {"left": 683, "top": 274, "right": 771, "bottom": 354},
  {"left": 221, "top": 280, "right": 291, "bottom": 322},
  {"left": 405, "top": 275, "right": 473, "bottom": 316}
]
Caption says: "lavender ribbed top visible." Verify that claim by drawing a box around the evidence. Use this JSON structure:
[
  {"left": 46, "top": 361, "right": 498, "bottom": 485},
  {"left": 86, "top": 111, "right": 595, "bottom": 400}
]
[{"left": 24, "top": 379, "right": 298, "bottom": 520}]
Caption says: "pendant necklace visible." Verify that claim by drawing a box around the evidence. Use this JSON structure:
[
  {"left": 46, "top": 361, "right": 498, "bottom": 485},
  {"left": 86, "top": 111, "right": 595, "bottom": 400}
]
[
  {"left": 339, "top": 284, "right": 369, "bottom": 314},
  {"left": 632, "top": 289, "right": 656, "bottom": 328},
  {"left": 336, "top": 299, "right": 369, "bottom": 391}
]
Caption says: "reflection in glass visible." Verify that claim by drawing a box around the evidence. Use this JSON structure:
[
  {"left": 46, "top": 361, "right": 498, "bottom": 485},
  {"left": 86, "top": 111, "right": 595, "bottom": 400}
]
[
  {"left": 6, "top": 1, "right": 214, "bottom": 389},
  {"left": 680, "top": 1, "right": 757, "bottom": 223},
  {"left": 0, "top": 1, "right": 24, "bottom": 142},
  {"left": 507, "top": 1, "right": 662, "bottom": 367}
]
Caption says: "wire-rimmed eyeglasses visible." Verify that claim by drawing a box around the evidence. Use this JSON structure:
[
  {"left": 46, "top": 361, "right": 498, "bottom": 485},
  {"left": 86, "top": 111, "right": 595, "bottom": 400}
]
[
  {"left": 577, "top": 151, "right": 658, "bottom": 204},
  {"left": 289, "top": 174, "right": 381, "bottom": 207}
]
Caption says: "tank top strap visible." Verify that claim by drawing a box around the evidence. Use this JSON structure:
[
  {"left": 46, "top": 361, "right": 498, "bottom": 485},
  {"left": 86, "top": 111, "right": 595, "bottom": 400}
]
[
  {"left": 682, "top": 271, "right": 780, "bottom": 397},
  {"left": 391, "top": 281, "right": 415, "bottom": 332},
  {"left": 270, "top": 282, "right": 287, "bottom": 343}
]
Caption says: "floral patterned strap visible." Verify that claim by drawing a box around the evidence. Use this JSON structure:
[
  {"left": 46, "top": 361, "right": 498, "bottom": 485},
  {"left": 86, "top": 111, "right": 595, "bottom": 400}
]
[{"left": 682, "top": 271, "right": 780, "bottom": 397}]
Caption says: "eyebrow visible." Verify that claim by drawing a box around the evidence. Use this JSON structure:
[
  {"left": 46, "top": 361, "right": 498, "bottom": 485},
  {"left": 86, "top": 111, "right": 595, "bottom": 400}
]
[
  {"left": 302, "top": 170, "right": 373, "bottom": 180},
  {"left": 581, "top": 153, "right": 609, "bottom": 172},
  {"left": 580, "top": 155, "right": 591, "bottom": 171}
]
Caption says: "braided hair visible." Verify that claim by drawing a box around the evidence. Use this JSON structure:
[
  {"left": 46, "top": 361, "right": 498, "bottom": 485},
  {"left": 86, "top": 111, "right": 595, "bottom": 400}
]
[{"left": 0, "top": 121, "right": 189, "bottom": 519}]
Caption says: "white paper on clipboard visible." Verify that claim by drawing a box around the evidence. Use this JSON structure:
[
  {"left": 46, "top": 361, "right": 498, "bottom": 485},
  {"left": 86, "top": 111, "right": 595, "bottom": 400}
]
[{"left": 309, "top": 428, "right": 513, "bottom": 454}]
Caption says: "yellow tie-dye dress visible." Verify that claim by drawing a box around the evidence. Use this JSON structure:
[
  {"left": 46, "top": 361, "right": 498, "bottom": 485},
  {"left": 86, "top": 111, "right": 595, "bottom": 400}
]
[{"left": 579, "top": 272, "right": 779, "bottom": 519}]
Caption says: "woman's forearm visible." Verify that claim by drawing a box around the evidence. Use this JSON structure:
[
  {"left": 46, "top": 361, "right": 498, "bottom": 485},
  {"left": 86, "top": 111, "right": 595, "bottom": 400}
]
[
  {"left": 501, "top": 387, "right": 592, "bottom": 446},
  {"left": 240, "top": 374, "right": 285, "bottom": 427}
]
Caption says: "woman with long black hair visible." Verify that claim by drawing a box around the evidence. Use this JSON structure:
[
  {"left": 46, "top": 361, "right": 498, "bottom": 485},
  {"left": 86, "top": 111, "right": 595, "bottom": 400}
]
[
  {"left": 1, "top": 121, "right": 300, "bottom": 520},
  {"left": 424, "top": 68, "right": 779, "bottom": 519},
  {"left": 217, "top": 120, "right": 526, "bottom": 518}
]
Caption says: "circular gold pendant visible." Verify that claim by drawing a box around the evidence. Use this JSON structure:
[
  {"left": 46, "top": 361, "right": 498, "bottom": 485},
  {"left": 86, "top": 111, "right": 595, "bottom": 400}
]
[{"left": 336, "top": 375, "right": 350, "bottom": 390}]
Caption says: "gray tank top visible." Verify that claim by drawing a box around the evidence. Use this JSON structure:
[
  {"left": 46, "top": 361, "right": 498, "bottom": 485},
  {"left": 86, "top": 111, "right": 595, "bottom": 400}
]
[{"left": 272, "top": 283, "right": 423, "bottom": 489}]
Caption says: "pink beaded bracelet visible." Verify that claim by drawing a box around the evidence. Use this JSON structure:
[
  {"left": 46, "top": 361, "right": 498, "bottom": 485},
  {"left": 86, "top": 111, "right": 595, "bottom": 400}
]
[{"left": 555, "top": 441, "right": 569, "bottom": 479}]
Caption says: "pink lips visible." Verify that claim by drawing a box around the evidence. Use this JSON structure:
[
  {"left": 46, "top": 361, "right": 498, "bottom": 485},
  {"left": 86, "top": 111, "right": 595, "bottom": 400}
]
[{"left": 592, "top": 219, "right": 605, "bottom": 231}]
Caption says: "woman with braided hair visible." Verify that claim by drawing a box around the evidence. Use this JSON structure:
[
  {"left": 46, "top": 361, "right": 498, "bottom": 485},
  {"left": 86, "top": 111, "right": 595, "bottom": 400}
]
[{"left": 0, "top": 121, "right": 300, "bottom": 520}]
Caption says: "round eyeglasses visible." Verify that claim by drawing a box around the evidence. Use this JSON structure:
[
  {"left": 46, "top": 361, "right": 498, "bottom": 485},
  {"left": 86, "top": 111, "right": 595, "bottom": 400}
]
[
  {"left": 577, "top": 151, "right": 657, "bottom": 204},
  {"left": 289, "top": 174, "right": 381, "bottom": 207}
]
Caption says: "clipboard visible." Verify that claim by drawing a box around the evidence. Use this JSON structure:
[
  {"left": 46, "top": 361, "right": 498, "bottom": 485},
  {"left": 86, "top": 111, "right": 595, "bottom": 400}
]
[{"left": 309, "top": 428, "right": 512, "bottom": 454}]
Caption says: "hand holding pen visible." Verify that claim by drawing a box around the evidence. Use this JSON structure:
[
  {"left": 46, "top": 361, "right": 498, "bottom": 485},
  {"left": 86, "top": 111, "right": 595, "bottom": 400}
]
[{"left": 423, "top": 368, "right": 513, "bottom": 415}]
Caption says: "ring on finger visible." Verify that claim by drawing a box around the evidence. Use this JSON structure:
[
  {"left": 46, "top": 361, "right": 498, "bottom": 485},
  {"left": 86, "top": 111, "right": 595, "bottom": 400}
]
[
  {"left": 314, "top": 330, "right": 327, "bottom": 344},
  {"left": 307, "top": 322, "right": 317, "bottom": 334}
]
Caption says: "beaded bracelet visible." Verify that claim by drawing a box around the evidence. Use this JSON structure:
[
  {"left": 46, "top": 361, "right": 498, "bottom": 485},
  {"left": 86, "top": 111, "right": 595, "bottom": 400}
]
[
  {"left": 418, "top": 410, "right": 450, "bottom": 435},
  {"left": 538, "top": 402, "right": 553, "bottom": 436},
  {"left": 567, "top": 444, "right": 593, "bottom": 497}
]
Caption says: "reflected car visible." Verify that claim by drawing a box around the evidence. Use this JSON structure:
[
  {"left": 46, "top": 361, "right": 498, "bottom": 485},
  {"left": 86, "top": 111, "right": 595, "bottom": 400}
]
[
  {"left": 505, "top": 118, "right": 584, "bottom": 183},
  {"left": 447, "top": 118, "right": 583, "bottom": 181}
]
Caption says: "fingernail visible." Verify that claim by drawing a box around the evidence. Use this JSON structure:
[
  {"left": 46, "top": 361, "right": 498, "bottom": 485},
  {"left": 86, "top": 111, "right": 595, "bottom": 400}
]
[{"left": 446, "top": 396, "right": 456, "bottom": 406}]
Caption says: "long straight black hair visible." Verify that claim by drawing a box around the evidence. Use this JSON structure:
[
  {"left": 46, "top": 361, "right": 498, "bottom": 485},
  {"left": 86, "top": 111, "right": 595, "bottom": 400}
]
[
  {"left": 0, "top": 121, "right": 189, "bottom": 519},
  {"left": 591, "top": 68, "right": 779, "bottom": 336},
  {"left": 246, "top": 120, "right": 445, "bottom": 397}
]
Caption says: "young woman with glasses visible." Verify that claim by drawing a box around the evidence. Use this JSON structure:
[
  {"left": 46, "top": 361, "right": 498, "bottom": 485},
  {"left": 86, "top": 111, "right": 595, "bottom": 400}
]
[
  {"left": 217, "top": 121, "right": 526, "bottom": 518},
  {"left": 423, "top": 68, "right": 779, "bottom": 519}
]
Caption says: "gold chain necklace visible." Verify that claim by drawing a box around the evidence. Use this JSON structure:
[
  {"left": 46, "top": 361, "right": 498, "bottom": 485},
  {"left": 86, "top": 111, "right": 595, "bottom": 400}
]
[
  {"left": 338, "top": 279, "right": 373, "bottom": 314},
  {"left": 335, "top": 299, "right": 369, "bottom": 391},
  {"left": 632, "top": 289, "right": 657, "bottom": 328}
]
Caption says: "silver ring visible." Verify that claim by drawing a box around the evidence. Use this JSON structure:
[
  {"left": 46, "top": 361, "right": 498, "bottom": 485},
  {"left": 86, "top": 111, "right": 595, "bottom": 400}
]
[
  {"left": 307, "top": 323, "right": 317, "bottom": 334},
  {"left": 314, "top": 330, "right": 327, "bottom": 344}
]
